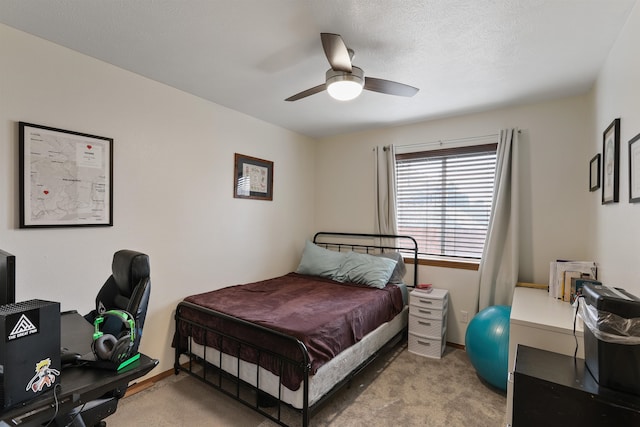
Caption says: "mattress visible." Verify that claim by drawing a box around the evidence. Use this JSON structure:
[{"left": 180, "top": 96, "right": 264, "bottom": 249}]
[
  {"left": 176, "top": 272, "right": 406, "bottom": 390},
  {"left": 188, "top": 305, "right": 408, "bottom": 409}
]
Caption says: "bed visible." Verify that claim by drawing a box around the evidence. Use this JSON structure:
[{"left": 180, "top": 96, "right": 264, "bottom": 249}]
[{"left": 173, "top": 232, "right": 418, "bottom": 427}]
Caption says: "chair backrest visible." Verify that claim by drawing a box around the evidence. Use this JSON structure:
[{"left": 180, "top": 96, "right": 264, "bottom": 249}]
[{"left": 93, "top": 250, "right": 151, "bottom": 354}]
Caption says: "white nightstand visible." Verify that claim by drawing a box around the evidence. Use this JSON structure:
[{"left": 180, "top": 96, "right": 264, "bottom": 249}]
[{"left": 408, "top": 288, "right": 449, "bottom": 359}]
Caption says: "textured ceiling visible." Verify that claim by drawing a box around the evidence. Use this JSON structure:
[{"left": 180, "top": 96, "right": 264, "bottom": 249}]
[{"left": 0, "top": 0, "right": 636, "bottom": 139}]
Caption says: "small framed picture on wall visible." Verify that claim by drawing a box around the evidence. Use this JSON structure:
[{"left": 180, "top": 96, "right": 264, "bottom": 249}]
[
  {"left": 601, "top": 118, "right": 620, "bottom": 204},
  {"left": 589, "top": 154, "right": 600, "bottom": 192},
  {"left": 233, "top": 153, "right": 274, "bottom": 201},
  {"left": 629, "top": 132, "right": 640, "bottom": 203}
]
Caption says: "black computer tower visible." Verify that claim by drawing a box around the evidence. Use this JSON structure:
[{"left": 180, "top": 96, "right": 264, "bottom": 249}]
[
  {"left": 0, "top": 249, "right": 15, "bottom": 306},
  {"left": 0, "top": 300, "right": 61, "bottom": 409}
]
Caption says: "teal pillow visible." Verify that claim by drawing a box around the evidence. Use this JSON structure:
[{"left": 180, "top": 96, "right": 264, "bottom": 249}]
[
  {"left": 295, "top": 241, "right": 346, "bottom": 278},
  {"left": 334, "top": 251, "right": 397, "bottom": 289},
  {"left": 376, "top": 252, "right": 407, "bottom": 284}
]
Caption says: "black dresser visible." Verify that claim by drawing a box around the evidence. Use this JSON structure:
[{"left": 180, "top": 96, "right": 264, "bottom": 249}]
[{"left": 513, "top": 345, "right": 640, "bottom": 427}]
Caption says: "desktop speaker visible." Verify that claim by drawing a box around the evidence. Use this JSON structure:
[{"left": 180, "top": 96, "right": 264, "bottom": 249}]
[{"left": 0, "top": 300, "right": 61, "bottom": 409}]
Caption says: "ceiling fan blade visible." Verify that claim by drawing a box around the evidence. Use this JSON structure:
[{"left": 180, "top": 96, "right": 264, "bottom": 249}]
[
  {"left": 320, "top": 33, "right": 352, "bottom": 72},
  {"left": 285, "top": 83, "right": 326, "bottom": 101},
  {"left": 364, "top": 77, "right": 419, "bottom": 97}
]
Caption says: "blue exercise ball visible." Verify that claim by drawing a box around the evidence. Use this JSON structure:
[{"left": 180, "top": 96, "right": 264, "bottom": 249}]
[{"left": 464, "top": 305, "right": 511, "bottom": 391}]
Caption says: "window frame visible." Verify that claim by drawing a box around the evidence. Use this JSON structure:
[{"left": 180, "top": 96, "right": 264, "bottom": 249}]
[{"left": 395, "top": 142, "right": 498, "bottom": 268}]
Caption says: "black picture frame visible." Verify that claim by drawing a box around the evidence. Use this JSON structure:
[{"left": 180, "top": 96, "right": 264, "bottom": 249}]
[
  {"left": 589, "top": 154, "right": 600, "bottom": 192},
  {"left": 233, "top": 153, "right": 274, "bottom": 201},
  {"left": 19, "top": 122, "right": 113, "bottom": 228},
  {"left": 601, "top": 118, "right": 620, "bottom": 204},
  {"left": 629, "top": 132, "right": 640, "bottom": 203}
]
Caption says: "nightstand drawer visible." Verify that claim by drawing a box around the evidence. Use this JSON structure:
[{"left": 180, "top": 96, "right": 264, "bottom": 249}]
[
  {"left": 409, "top": 314, "right": 443, "bottom": 338},
  {"left": 409, "top": 305, "right": 443, "bottom": 320},
  {"left": 408, "top": 331, "right": 446, "bottom": 358},
  {"left": 410, "top": 289, "right": 448, "bottom": 310}
]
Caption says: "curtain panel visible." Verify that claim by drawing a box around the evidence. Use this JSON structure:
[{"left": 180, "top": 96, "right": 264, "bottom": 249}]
[
  {"left": 477, "top": 129, "right": 520, "bottom": 310},
  {"left": 374, "top": 145, "right": 399, "bottom": 237}
]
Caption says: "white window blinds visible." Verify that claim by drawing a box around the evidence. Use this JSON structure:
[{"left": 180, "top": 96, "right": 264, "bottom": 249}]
[{"left": 395, "top": 144, "right": 498, "bottom": 259}]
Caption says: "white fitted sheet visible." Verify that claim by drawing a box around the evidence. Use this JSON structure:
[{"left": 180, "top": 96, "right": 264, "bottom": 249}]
[{"left": 189, "top": 306, "right": 408, "bottom": 409}]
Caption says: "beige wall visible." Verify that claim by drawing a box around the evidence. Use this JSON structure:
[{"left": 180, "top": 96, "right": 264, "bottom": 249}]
[
  {"left": 2, "top": 0, "right": 638, "bottom": 362},
  {"left": 315, "top": 94, "right": 595, "bottom": 344},
  {"left": 0, "top": 24, "right": 317, "bottom": 376},
  {"left": 592, "top": 2, "right": 640, "bottom": 296}
]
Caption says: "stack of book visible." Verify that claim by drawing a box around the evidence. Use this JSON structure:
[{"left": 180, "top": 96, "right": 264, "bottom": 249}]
[
  {"left": 548, "top": 260, "right": 597, "bottom": 302},
  {"left": 415, "top": 283, "right": 433, "bottom": 293},
  {"left": 570, "top": 277, "right": 601, "bottom": 304}
]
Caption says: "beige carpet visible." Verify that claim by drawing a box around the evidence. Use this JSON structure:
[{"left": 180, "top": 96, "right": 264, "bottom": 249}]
[{"left": 108, "top": 343, "right": 506, "bottom": 426}]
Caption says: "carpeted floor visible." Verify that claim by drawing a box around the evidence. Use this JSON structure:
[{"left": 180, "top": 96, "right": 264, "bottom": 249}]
[{"left": 108, "top": 343, "right": 506, "bottom": 426}]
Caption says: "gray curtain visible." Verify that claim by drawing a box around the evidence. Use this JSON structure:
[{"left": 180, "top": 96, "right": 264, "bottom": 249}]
[
  {"left": 374, "top": 145, "right": 398, "bottom": 237},
  {"left": 477, "top": 129, "right": 519, "bottom": 310}
]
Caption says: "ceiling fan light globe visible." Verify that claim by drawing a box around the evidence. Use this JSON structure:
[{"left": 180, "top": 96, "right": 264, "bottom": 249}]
[
  {"left": 327, "top": 81, "right": 363, "bottom": 101},
  {"left": 326, "top": 67, "right": 364, "bottom": 101}
]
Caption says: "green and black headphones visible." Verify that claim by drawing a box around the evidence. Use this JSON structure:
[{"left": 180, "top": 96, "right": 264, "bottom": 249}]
[{"left": 92, "top": 310, "right": 136, "bottom": 364}]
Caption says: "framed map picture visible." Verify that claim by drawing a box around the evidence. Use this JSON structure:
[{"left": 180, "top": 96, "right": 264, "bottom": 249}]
[
  {"left": 233, "top": 153, "right": 273, "bottom": 201},
  {"left": 19, "top": 122, "right": 113, "bottom": 228}
]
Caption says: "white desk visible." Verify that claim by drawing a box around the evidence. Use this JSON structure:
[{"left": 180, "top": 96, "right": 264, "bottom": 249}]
[{"left": 506, "top": 287, "right": 584, "bottom": 426}]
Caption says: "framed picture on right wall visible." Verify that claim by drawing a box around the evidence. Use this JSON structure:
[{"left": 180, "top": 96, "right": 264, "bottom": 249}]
[
  {"left": 602, "top": 118, "right": 620, "bottom": 204},
  {"left": 629, "top": 132, "right": 640, "bottom": 203},
  {"left": 589, "top": 154, "right": 600, "bottom": 192}
]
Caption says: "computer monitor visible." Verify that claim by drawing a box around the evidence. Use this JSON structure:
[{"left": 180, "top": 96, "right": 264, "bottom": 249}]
[{"left": 0, "top": 249, "right": 16, "bottom": 306}]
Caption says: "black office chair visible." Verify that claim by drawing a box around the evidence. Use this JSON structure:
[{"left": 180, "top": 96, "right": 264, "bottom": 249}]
[
  {"left": 58, "top": 250, "right": 151, "bottom": 427},
  {"left": 85, "top": 249, "right": 151, "bottom": 356}
]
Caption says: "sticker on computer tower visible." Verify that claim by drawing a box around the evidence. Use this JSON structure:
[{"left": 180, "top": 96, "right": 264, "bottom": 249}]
[
  {"left": 25, "top": 357, "right": 60, "bottom": 393},
  {"left": 6, "top": 309, "right": 40, "bottom": 341}
]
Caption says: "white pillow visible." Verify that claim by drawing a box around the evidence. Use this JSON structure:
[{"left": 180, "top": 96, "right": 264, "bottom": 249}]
[{"left": 376, "top": 252, "right": 407, "bottom": 284}]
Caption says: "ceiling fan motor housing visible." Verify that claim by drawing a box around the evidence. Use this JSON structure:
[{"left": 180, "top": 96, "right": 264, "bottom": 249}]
[{"left": 326, "top": 66, "right": 364, "bottom": 101}]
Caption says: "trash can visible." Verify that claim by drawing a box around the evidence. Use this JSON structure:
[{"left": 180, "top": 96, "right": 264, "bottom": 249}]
[{"left": 579, "top": 283, "right": 640, "bottom": 396}]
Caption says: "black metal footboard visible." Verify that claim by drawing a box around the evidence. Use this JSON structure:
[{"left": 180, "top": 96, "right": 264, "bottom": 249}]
[
  {"left": 174, "top": 301, "right": 408, "bottom": 427},
  {"left": 174, "top": 300, "right": 312, "bottom": 427}
]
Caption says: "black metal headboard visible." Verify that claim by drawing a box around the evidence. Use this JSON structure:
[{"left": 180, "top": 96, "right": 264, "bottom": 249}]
[{"left": 312, "top": 232, "right": 419, "bottom": 287}]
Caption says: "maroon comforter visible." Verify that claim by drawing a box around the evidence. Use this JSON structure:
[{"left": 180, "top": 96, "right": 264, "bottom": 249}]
[{"left": 175, "top": 272, "right": 404, "bottom": 390}]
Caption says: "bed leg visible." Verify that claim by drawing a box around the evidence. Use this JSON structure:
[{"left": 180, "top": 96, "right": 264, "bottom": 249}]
[
  {"left": 256, "top": 391, "right": 278, "bottom": 408},
  {"left": 173, "top": 349, "right": 180, "bottom": 375}
]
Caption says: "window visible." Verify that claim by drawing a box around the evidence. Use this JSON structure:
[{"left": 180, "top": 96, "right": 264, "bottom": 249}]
[{"left": 395, "top": 144, "right": 497, "bottom": 260}]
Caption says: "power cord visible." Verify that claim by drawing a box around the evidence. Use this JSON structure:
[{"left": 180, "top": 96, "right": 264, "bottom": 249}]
[
  {"left": 573, "top": 296, "right": 584, "bottom": 359},
  {"left": 41, "top": 382, "right": 88, "bottom": 427},
  {"left": 43, "top": 383, "right": 62, "bottom": 427}
]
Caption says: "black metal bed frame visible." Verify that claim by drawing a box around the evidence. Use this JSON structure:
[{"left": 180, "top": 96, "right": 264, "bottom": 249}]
[{"left": 173, "top": 232, "right": 418, "bottom": 427}]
